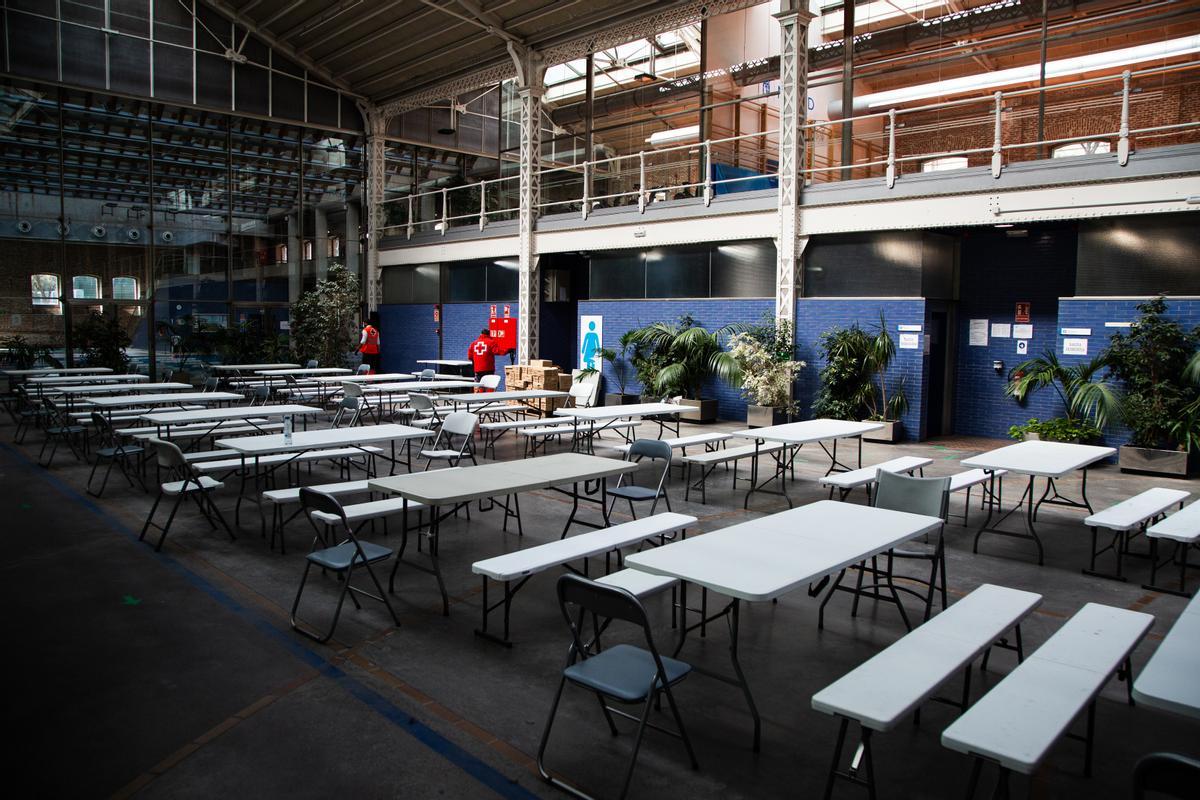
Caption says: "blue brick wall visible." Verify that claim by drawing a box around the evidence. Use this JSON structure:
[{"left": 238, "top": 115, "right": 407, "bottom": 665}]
[
  {"left": 795, "top": 298, "right": 928, "bottom": 440},
  {"left": 379, "top": 302, "right": 519, "bottom": 385},
  {"left": 955, "top": 227, "right": 1077, "bottom": 439},
  {"left": 577, "top": 298, "right": 773, "bottom": 421},
  {"left": 1057, "top": 296, "right": 1200, "bottom": 448}
]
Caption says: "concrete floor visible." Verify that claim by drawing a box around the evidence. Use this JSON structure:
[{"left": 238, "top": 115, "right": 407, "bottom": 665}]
[{"left": 5, "top": 411, "right": 1198, "bottom": 799}]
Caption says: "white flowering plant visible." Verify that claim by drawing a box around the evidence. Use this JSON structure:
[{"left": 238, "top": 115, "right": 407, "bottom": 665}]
[{"left": 728, "top": 319, "right": 805, "bottom": 410}]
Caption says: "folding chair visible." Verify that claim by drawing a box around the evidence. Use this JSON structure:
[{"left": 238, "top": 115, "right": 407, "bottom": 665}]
[
  {"left": 305, "top": 359, "right": 319, "bottom": 369},
  {"left": 537, "top": 573, "right": 698, "bottom": 800},
  {"left": 139, "top": 438, "right": 234, "bottom": 552},
  {"left": 356, "top": 363, "right": 371, "bottom": 375},
  {"left": 418, "top": 368, "right": 436, "bottom": 380},
  {"left": 478, "top": 374, "right": 501, "bottom": 391},
  {"left": 12, "top": 385, "right": 51, "bottom": 443},
  {"left": 87, "top": 411, "right": 145, "bottom": 496},
  {"left": 564, "top": 381, "right": 594, "bottom": 409},
  {"left": 331, "top": 386, "right": 365, "bottom": 429},
  {"left": 1133, "top": 753, "right": 1200, "bottom": 799},
  {"left": 159, "top": 368, "right": 174, "bottom": 382},
  {"left": 201, "top": 375, "right": 220, "bottom": 392},
  {"left": 282, "top": 374, "right": 321, "bottom": 403},
  {"left": 607, "top": 439, "right": 673, "bottom": 519},
  {"left": 38, "top": 397, "right": 88, "bottom": 468},
  {"left": 290, "top": 488, "right": 400, "bottom": 643},
  {"left": 420, "top": 411, "right": 478, "bottom": 470},
  {"left": 407, "top": 393, "right": 443, "bottom": 428}
]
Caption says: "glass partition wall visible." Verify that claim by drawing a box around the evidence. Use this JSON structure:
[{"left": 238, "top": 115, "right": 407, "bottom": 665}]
[{"left": 0, "top": 79, "right": 364, "bottom": 373}]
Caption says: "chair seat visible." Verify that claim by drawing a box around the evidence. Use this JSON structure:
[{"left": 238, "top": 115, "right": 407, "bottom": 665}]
[
  {"left": 47, "top": 425, "right": 86, "bottom": 435},
  {"left": 420, "top": 449, "right": 463, "bottom": 459},
  {"left": 162, "top": 476, "right": 223, "bottom": 495},
  {"left": 892, "top": 543, "right": 937, "bottom": 559},
  {"left": 98, "top": 445, "right": 143, "bottom": 458},
  {"left": 608, "top": 485, "right": 660, "bottom": 501},
  {"left": 564, "top": 643, "right": 690, "bottom": 702},
  {"left": 307, "top": 540, "right": 393, "bottom": 570}
]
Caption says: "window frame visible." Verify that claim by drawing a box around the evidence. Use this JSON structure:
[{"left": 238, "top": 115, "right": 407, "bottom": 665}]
[
  {"left": 72, "top": 274, "right": 102, "bottom": 300},
  {"left": 31, "top": 273, "right": 62, "bottom": 309}
]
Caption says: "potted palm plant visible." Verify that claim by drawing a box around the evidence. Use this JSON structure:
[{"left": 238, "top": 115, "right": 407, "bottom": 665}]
[
  {"left": 1004, "top": 349, "right": 1119, "bottom": 444},
  {"left": 860, "top": 315, "right": 909, "bottom": 443},
  {"left": 1105, "top": 296, "right": 1200, "bottom": 476},
  {"left": 628, "top": 315, "right": 742, "bottom": 423},
  {"left": 599, "top": 331, "right": 642, "bottom": 406},
  {"left": 729, "top": 318, "right": 805, "bottom": 427}
]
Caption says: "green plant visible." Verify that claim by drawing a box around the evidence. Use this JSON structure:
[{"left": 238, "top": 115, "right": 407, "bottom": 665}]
[
  {"left": 73, "top": 312, "right": 131, "bottom": 373},
  {"left": 728, "top": 318, "right": 805, "bottom": 410},
  {"left": 1005, "top": 350, "right": 1120, "bottom": 429},
  {"left": 862, "top": 314, "right": 908, "bottom": 422},
  {"left": 290, "top": 265, "right": 361, "bottom": 369},
  {"left": 626, "top": 315, "right": 743, "bottom": 399},
  {"left": 1105, "top": 296, "right": 1200, "bottom": 449},
  {"left": 2, "top": 335, "right": 59, "bottom": 369},
  {"left": 1008, "top": 417, "right": 1102, "bottom": 443},
  {"left": 812, "top": 325, "right": 873, "bottom": 420}
]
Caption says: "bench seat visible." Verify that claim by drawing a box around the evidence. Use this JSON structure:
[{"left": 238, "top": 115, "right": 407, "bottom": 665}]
[
  {"left": 1144, "top": 501, "right": 1200, "bottom": 595},
  {"left": 612, "top": 431, "right": 731, "bottom": 455},
  {"left": 681, "top": 443, "right": 785, "bottom": 503},
  {"left": 193, "top": 445, "right": 383, "bottom": 476},
  {"left": 1083, "top": 488, "right": 1190, "bottom": 582},
  {"left": 819, "top": 456, "right": 933, "bottom": 500}
]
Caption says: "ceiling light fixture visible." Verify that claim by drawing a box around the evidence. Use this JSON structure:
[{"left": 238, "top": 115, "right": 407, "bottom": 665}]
[{"left": 646, "top": 125, "right": 700, "bottom": 146}]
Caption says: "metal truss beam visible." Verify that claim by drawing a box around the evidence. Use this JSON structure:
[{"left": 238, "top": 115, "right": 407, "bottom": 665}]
[
  {"left": 510, "top": 43, "right": 546, "bottom": 365},
  {"left": 365, "top": 105, "right": 388, "bottom": 312}
]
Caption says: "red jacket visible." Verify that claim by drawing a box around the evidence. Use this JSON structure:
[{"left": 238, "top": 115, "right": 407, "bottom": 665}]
[
  {"left": 469, "top": 335, "right": 499, "bottom": 372},
  {"left": 359, "top": 325, "right": 380, "bottom": 354}
]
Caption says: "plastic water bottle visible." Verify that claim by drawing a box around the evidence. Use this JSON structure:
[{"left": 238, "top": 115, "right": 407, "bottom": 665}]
[{"left": 283, "top": 414, "right": 293, "bottom": 444}]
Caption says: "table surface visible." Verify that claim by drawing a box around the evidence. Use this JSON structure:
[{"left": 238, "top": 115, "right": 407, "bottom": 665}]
[
  {"left": 961, "top": 440, "right": 1117, "bottom": 477},
  {"left": 362, "top": 380, "right": 479, "bottom": 392},
  {"left": 1147, "top": 500, "right": 1200, "bottom": 540},
  {"left": 254, "top": 367, "right": 353, "bottom": 376},
  {"left": 442, "top": 389, "right": 568, "bottom": 403},
  {"left": 368, "top": 452, "right": 637, "bottom": 505},
  {"left": 211, "top": 363, "right": 301, "bottom": 372},
  {"left": 88, "top": 391, "right": 244, "bottom": 407},
  {"left": 417, "top": 359, "right": 472, "bottom": 366},
  {"left": 140, "top": 404, "right": 322, "bottom": 424},
  {"left": 732, "top": 418, "right": 885, "bottom": 444},
  {"left": 215, "top": 422, "right": 431, "bottom": 454},
  {"left": 625, "top": 500, "right": 943, "bottom": 602},
  {"left": 554, "top": 402, "right": 683, "bottom": 420},
  {"left": 28, "top": 373, "right": 149, "bottom": 384},
  {"left": 2, "top": 367, "right": 112, "bottom": 376},
  {"left": 309, "top": 373, "right": 412, "bottom": 383},
  {"left": 1132, "top": 592, "right": 1200, "bottom": 719},
  {"left": 52, "top": 382, "right": 193, "bottom": 395}
]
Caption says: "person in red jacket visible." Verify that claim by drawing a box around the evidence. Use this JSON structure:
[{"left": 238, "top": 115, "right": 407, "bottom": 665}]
[
  {"left": 468, "top": 328, "right": 500, "bottom": 385},
  {"left": 358, "top": 315, "right": 381, "bottom": 374}
]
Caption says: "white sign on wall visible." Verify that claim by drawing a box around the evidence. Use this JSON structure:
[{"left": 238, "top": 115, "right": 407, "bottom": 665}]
[
  {"left": 968, "top": 319, "right": 989, "bottom": 346},
  {"left": 579, "top": 315, "right": 603, "bottom": 370},
  {"left": 898, "top": 333, "right": 920, "bottom": 350},
  {"left": 1063, "top": 338, "right": 1089, "bottom": 356}
]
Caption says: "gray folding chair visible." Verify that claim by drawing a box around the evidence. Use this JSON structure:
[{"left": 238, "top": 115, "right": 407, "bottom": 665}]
[
  {"left": 537, "top": 574, "right": 698, "bottom": 800},
  {"left": 332, "top": 382, "right": 370, "bottom": 428},
  {"left": 420, "top": 411, "right": 478, "bottom": 470},
  {"left": 38, "top": 397, "right": 88, "bottom": 467},
  {"left": 290, "top": 488, "right": 400, "bottom": 643},
  {"left": 418, "top": 368, "right": 436, "bottom": 381},
  {"left": 356, "top": 363, "right": 371, "bottom": 375},
  {"left": 202, "top": 375, "right": 220, "bottom": 392},
  {"left": 478, "top": 374, "right": 501, "bottom": 391},
  {"left": 818, "top": 470, "right": 950, "bottom": 631},
  {"left": 607, "top": 439, "right": 673, "bottom": 519},
  {"left": 305, "top": 359, "right": 319, "bottom": 368},
  {"left": 139, "top": 438, "right": 233, "bottom": 552},
  {"left": 407, "top": 393, "right": 442, "bottom": 428},
  {"left": 247, "top": 385, "right": 272, "bottom": 406},
  {"left": 87, "top": 411, "right": 145, "bottom": 496}
]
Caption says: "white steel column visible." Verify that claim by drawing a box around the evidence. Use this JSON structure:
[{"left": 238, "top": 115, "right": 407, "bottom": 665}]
[
  {"left": 510, "top": 44, "right": 545, "bottom": 365},
  {"left": 365, "top": 107, "right": 388, "bottom": 313},
  {"left": 774, "top": 1, "right": 815, "bottom": 326}
]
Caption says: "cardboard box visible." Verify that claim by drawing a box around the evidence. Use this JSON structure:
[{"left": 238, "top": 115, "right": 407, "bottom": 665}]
[
  {"left": 557, "top": 374, "right": 573, "bottom": 391},
  {"left": 530, "top": 359, "right": 554, "bottom": 367}
]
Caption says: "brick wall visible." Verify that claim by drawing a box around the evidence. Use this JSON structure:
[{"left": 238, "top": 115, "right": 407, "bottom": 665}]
[
  {"left": 576, "top": 298, "right": 773, "bottom": 421},
  {"left": 378, "top": 302, "right": 519, "bottom": 384},
  {"left": 795, "top": 298, "right": 928, "bottom": 440}
]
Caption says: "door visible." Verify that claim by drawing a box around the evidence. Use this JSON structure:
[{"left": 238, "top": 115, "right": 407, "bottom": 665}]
[{"left": 924, "top": 307, "right": 956, "bottom": 437}]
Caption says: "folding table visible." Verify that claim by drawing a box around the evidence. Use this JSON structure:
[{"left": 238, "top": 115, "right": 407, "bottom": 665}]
[
  {"left": 443, "top": 389, "right": 567, "bottom": 416},
  {"left": 139, "top": 404, "right": 323, "bottom": 442},
  {"left": 961, "top": 440, "right": 1116, "bottom": 564},
  {"left": 368, "top": 452, "right": 638, "bottom": 615},
  {"left": 211, "top": 363, "right": 301, "bottom": 372},
  {"left": 624, "top": 500, "right": 943, "bottom": 751},
  {"left": 254, "top": 367, "right": 353, "bottom": 377},
  {"left": 28, "top": 373, "right": 149, "bottom": 386},
  {"left": 1132, "top": 591, "right": 1200, "bottom": 719},
  {"left": 552, "top": 402, "right": 683, "bottom": 453},
  {"left": 730, "top": 419, "right": 885, "bottom": 508},
  {"left": 416, "top": 358, "right": 473, "bottom": 376},
  {"left": 2, "top": 366, "right": 112, "bottom": 379},
  {"left": 88, "top": 391, "right": 243, "bottom": 422},
  {"left": 51, "top": 382, "right": 196, "bottom": 412}
]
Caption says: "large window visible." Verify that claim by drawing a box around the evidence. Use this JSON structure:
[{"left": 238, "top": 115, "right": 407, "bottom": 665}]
[
  {"left": 112, "top": 277, "right": 140, "bottom": 300},
  {"left": 588, "top": 241, "right": 776, "bottom": 300},
  {"left": 31, "top": 274, "right": 61, "bottom": 307},
  {"left": 1053, "top": 141, "right": 1112, "bottom": 158},
  {"left": 72, "top": 275, "right": 100, "bottom": 300},
  {"left": 921, "top": 156, "right": 968, "bottom": 173}
]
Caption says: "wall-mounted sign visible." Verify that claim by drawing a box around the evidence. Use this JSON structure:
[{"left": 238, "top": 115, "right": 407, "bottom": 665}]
[
  {"left": 503, "top": 305, "right": 511, "bottom": 318},
  {"left": 991, "top": 323, "right": 1011, "bottom": 338},
  {"left": 432, "top": 304, "right": 440, "bottom": 322},
  {"left": 1016, "top": 339, "right": 1028, "bottom": 355},
  {"left": 1061, "top": 327, "right": 1092, "bottom": 336},
  {"left": 1015, "top": 302, "right": 1031, "bottom": 323},
  {"left": 580, "top": 315, "right": 603, "bottom": 370},
  {"left": 897, "top": 324, "right": 922, "bottom": 332},
  {"left": 969, "top": 319, "right": 989, "bottom": 346},
  {"left": 1063, "top": 338, "right": 1089, "bottom": 356},
  {"left": 898, "top": 333, "right": 920, "bottom": 350},
  {"left": 1012, "top": 324, "right": 1033, "bottom": 339}
]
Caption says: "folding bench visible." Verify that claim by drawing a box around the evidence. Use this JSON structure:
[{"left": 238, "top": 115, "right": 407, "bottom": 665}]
[
  {"left": 680, "top": 443, "right": 785, "bottom": 504},
  {"left": 941, "top": 602, "right": 1154, "bottom": 798},
  {"left": 479, "top": 416, "right": 565, "bottom": 459},
  {"left": 520, "top": 419, "right": 638, "bottom": 457},
  {"left": 946, "top": 468, "right": 1007, "bottom": 525},
  {"left": 1145, "top": 500, "right": 1200, "bottom": 596},
  {"left": 818, "top": 456, "right": 933, "bottom": 502},
  {"left": 470, "top": 512, "right": 695, "bottom": 645},
  {"left": 263, "top": 478, "right": 375, "bottom": 553},
  {"left": 812, "top": 584, "right": 1042, "bottom": 798},
  {"left": 1083, "top": 488, "right": 1189, "bottom": 582}
]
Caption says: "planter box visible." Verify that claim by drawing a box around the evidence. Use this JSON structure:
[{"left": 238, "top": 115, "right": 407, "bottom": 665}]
[
  {"left": 1119, "top": 445, "right": 1190, "bottom": 477},
  {"left": 862, "top": 420, "right": 904, "bottom": 443},
  {"left": 747, "top": 405, "right": 789, "bottom": 428},
  {"left": 678, "top": 398, "right": 718, "bottom": 424},
  {"left": 604, "top": 393, "right": 642, "bottom": 406}
]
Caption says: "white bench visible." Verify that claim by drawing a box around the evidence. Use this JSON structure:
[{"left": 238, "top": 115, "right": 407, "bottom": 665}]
[
  {"left": 262, "top": 479, "right": 375, "bottom": 552},
  {"left": 946, "top": 468, "right": 1008, "bottom": 525},
  {"left": 479, "top": 416, "right": 565, "bottom": 458},
  {"left": 470, "top": 512, "right": 695, "bottom": 645},
  {"left": 1145, "top": 500, "right": 1200, "bottom": 596},
  {"left": 121, "top": 420, "right": 284, "bottom": 440},
  {"left": 819, "top": 456, "right": 933, "bottom": 501},
  {"left": 941, "top": 602, "right": 1154, "bottom": 796},
  {"left": 519, "top": 420, "right": 638, "bottom": 457},
  {"left": 1083, "top": 488, "right": 1190, "bottom": 582},
  {"left": 194, "top": 445, "right": 384, "bottom": 479},
  {"left": 611, "top": 431, "right": 731, "bottom": 456},
  {"left": 812, "top": 584, "right": 1043, "bottom": 797},
  {"left": 681, "top": 443, "right": 785, "bottom": 504}
]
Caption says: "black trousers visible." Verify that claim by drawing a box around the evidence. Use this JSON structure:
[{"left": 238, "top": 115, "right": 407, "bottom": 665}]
[{"left": 362, "top": 352, "right": 381, "bottom": 371}]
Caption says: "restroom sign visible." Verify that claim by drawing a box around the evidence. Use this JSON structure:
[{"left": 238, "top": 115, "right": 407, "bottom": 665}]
[{"left": 1014, "top": 302, "right": 1031, "bottom": 323}]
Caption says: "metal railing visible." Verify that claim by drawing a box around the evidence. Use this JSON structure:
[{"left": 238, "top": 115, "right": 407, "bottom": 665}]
[{"left": 379, "top": 60, "right": 1200, "bottom": 238}]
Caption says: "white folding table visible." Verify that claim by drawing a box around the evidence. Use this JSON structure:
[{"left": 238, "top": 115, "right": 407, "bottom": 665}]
[
  {"left": 369, "top": 452, "right": 638, "bottom": 615},
  {"left": 139, "top": 404, "right": 323, "bottom": 441},
  {"left": 87, "top": 391, "right": 243, "bottom": 420},
  {"left": 443, "top": 389, "right": 567, "bottom": 416},
  {"left": 625, "top": 500, "right": 943, "bottom": 751},
  {"left": 3, "top": 366, "right": 112, "bottom": 379},
  {"left": 416, "top": 358, "right": 473, "bottom": 376},
  {"left": 211, "top": 363, "right": 300, "bottom": 372},
  {"left": 961, "top": 440, "right": 1116, "bottom": 564},
  {"left": 50, "top": 382, "right": 195, "bottom": 412},
  {"left": 730, "top": 419, "right": 885, "bottom": 508},
  {"left": 552, "top": 402, "right": 684, "bottom": 453},
  {"left": 254, "top": 367, "right": 353, "bottom": 377},
  {"left": 28, "top": 373, "right": 149, "bottom": 386},
  {"left": 1132, "top": 592, "right": 1200, "bottom": 719}
]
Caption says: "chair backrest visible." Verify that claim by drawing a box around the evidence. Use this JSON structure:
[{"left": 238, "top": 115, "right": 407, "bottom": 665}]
[
  {"left": 91, "top": 411, "right": 115, "bottom": 445},
  {"left": 556, "top": 573, "right": 663, "bottom": 664},
  {"left": 356, "top": 363, "right": 371, "bottom": 374},
  {"left": 479, "top": 374, "right": 501, "bottom": 390},
  {"left": 250, "top": 385, "right": 270, "bottom": 405},
  {"left": 299, "top": 487, "right": 349, "bottom": 530},
  {"left": 160, "top": 368, "right": 174, "bottom": 382},
  {"left": 441, "top": 410, "right": 479, "bottom": 437},
  {"left": 146, "top": 437, "right": 188, "bottom": 473},
  {"left": 567, "top": 381, "right": 593, "bottom": 408},
  {"left": 203, "top": 376, "right": 220, "bottom": 392},
  {"left": 872, "top": 470, "right": 950, "bottom": 520},
  {"left": 409, "top": 393, "right": 435, "bottom": 413},
  {"left": 1134, "top": 752, "right": 1200, "bottom": 800},
  {"left": 305, "top": 359, "right": 318, "bottom": 369},
  {"left": 628, "top": 438, "right": 671, "bottom": 464},
  {"left": 419, "top": 368, "right": 436, "bottom": 380},
  {"left": 342, "top": 381, "right": 363, "bottom": 398}
]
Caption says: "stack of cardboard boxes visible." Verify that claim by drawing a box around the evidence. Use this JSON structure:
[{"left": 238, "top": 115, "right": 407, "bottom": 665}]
[{"left": 503, "top": 360, "right": 572, "bottom": 415}]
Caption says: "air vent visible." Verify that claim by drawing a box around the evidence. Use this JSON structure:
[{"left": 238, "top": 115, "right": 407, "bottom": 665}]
[{"left": 91, "top": 225, "right": 107, "bottom": 238}]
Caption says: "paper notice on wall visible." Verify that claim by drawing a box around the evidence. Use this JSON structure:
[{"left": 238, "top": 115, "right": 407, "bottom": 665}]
[
  {"left": 1016, "top": 339, "right": 1028, "bottom": 355},
  {"left": 899, "top": 333, "right": 920, "bottom": 350},
  {"left": 969, "top": 319, "right": 989, "bottom": 346},
  {"left": 1012, "top": 324, "right": 1034, "bottom": 339},
  {"left": 1063, "top": 338, "right": 1088, "bottom": 356},
  {"left": 991, "top": 323, "right": 1011, "bottom": 338}
]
